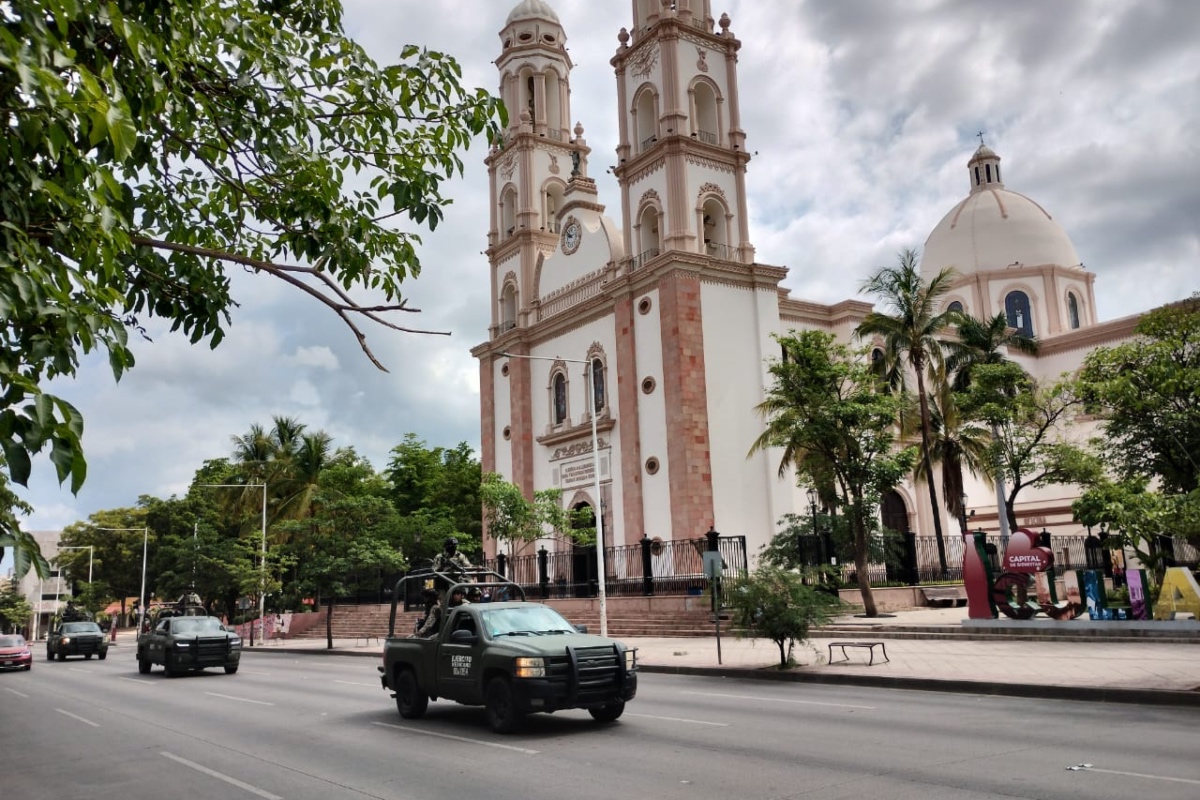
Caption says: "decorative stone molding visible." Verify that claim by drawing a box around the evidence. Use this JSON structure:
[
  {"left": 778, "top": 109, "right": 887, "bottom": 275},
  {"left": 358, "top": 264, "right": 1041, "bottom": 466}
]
[
  {"left": 696, "top": 47, "right": 709, "bottom": 72},
  {"left": 630, "top": 43, "right": 659, "bottom": 79},
  {"left": 698, "top": 182, "right": 726, "bottom": 200}
]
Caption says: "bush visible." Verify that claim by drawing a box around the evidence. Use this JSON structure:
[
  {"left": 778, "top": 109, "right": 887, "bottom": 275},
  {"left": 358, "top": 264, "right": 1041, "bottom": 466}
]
[{"left": 727, "top": 566, "right": 844, "bottom": 668}]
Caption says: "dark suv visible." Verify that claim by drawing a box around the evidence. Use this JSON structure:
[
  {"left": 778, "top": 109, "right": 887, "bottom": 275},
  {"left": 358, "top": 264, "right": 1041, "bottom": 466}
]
[
  {"left": 137, "top": 615, "right": 241, "bottom": 677},
  {"left": 47, "top": 621, "right": 109, "bottom": 661}
]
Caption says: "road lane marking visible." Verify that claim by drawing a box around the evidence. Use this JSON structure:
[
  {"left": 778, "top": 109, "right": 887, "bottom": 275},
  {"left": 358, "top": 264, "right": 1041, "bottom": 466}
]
[
  {"left": 372, "top": 722, "right": 539, "bottom": 754},
  {"left": 55, "top": 708, "right": 100, "bottom": 727},
  {"left": 1071, "top": 765, "right": 1200, "bottom": 786},
  {"left": 334, "top": 679, "right": 378, "bottom": 687},
  {"left": 681, "top": 690, "right": 876, "bottom": 710},
  {"left": 626, "top": 712, "right": 728, "bottom": 727},
  {"left": 205, "top": 691, "right": 274, "bottom": 706},
  {"left": 117, "top": 676, "right": 157, "bottom": 684},
  {"left": 4, "top": 687, "right": 29, "bottom": 698},
  {"left": 161, "top": 752, "right": 282, "bottom": 799}
]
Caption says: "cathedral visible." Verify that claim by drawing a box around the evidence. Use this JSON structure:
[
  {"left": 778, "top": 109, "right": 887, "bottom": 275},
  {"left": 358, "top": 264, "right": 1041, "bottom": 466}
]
[{"left": 471, "top": 0, "right": 1142, "bottom": 566}]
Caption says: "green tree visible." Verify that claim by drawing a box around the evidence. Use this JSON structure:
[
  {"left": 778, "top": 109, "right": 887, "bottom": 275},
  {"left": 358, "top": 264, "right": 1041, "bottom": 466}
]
[
  {"left": 906, "top": 374, "right": 991, "bottom": 528},
  {"left": 727, "top": 566, "right": 842, "bottom": 669},
  {"left": 479, "top": 473, "right": 593, "bottom": 555},
  {"left": 0, "top": 583, "right": 33, "bottom": 634},
  {"left": 1072, "top": 478, "right": 1199, "bottom": 572},
  {"left": 964, "top": 365, "right": 1103, "bottom": 530},
  {"left": 385, "top": 435, "right": 482, "bottom": 561},
  {"left": 0, "top": 464, "right": 48, "bottom": 579},
  {"left": 279, "top": 460, "right": 406, "bottom": 649},
  {"left": 856, "top": 250, "right": 959, "bottom": 573},
  {"left": 60, "top": 508, "right": 153, "bottom": 622},
  {"left": 1076, "top": 298, "right": 1200, "bottom": 496},
  {"left": 750, "top": 331, "right": 917, "bottom": 617},
  {"left": 0, "top": 0, "right": 504, "bottom": 512}
]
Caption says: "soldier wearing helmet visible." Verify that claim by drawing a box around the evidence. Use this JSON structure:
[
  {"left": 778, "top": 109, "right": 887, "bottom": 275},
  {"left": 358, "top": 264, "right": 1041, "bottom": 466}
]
[{"left": 433, "top": 536, "right": 473, "bottom": 574}]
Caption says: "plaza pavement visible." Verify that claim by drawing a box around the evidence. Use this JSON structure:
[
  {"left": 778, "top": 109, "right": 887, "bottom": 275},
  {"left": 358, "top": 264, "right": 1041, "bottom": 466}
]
[{"left": 116, "top": 606, "right": 1197, "bottom": 707}]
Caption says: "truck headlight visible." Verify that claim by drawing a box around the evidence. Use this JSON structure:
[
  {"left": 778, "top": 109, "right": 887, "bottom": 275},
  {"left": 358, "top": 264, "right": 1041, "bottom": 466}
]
[
  {"left": 60, "top": 637, "right": 72, "bottom": 644},
  {"left": 515, "top": 657, "right": 545, "bottom": 678},
  {"left": 229, "top": 637, "right": 242, "bottom": 647},
  {"left": 624, "top": 649, "right": 637, "bottom": 670}
]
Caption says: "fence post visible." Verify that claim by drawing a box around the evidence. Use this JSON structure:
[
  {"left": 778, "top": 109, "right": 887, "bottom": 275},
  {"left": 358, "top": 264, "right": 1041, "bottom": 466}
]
[
  {"left": 902, "top": 531, "right": 918, "bottom": 585},
  {"left": 537, "top": 547, "right": 549, "bottom": 599},
  {"left": 705, "top": 527, "right": 720, "bottom": 613},
  {"left": 640, "top": 534, "right": 654, "bottom": 596},
  {"left": 496, "top": 552, "right": 507, "bottom": 579}
]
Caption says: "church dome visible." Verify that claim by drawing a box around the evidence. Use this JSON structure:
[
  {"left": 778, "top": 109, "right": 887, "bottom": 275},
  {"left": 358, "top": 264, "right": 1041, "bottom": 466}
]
[
  {"left": 506, "top": 0, "right": 559, "bottom": 24},
  {"left": 920, "top": 145, "right": 1081, "bottom": 279}
]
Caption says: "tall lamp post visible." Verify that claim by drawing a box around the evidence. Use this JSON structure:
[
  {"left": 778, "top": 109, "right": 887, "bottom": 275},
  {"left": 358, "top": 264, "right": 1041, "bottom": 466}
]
[
  {"left": 95, "top": 528, "right": 149, "bottom": 633},
  {"left": 805, "top": 487, "right": 818, "bottom": 566},
  {"left": 57, "top": 545, "right": 94, "bottom": 584},
  {"left": 500, "top": 351, "right": 608, "bottom": 637},
  {"left": 202, "top": 483, "right": 268, "bottom": 645}
]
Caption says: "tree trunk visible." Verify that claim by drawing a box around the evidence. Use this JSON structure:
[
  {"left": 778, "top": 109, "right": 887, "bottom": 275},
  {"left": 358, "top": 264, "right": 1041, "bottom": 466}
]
[
  {"left": 854, "top": 520, "right": 877, "bottom": 617},
  {"left": 775, "top": 638, "right": 788, "bottom": 669},
  {"left": 915, "top": 364, "right": 948, "bottom": 575}
]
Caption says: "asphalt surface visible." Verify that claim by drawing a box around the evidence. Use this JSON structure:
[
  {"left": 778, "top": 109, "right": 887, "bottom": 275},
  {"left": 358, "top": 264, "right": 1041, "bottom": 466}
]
[{"left": 154, "top": 606, "right": 1200, "bottom": 708}]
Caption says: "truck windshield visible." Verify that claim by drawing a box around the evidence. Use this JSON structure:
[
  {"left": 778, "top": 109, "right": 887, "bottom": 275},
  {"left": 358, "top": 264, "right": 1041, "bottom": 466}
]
[
  {"left": 170, "top": 618, "right": 225, "bottom": 634},
  {"left": 481, "top": 607, "right": 577, "bottom": 638}
]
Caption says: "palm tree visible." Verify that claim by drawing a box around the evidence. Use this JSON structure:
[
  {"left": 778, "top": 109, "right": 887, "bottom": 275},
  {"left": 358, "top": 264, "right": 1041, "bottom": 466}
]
[
  {"left": 944, "top": 312, "right": 1039, "bottom": 538},
  {"left": 856, "top": 249, "right": 959, "bottom": 574},
  {"left": 945, "top": 312, "right": 1039, "bottom": 391}
]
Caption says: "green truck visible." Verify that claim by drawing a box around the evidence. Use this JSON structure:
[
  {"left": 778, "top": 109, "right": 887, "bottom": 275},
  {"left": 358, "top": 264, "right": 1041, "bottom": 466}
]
[{"left": 379, "top": 569, "right": 638, "bottom": 733}]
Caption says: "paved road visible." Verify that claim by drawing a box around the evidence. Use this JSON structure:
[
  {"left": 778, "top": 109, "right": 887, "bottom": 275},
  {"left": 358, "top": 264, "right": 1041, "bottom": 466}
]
[{"left": 3, "top": 649, "right": 1198, "bottom": 800}]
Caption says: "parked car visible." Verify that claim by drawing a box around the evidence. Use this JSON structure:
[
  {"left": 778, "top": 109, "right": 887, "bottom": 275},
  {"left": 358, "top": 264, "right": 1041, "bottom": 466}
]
[
  {"left": 0, "top": 635, "right": 32, "bottom": 671},
  {"left": 47, "top": 621, "right": 109, "bottom": 661}
]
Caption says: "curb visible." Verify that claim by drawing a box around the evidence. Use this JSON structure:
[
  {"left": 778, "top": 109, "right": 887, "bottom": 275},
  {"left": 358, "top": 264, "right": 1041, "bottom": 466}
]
[{"left": 638, "top": 664, "right": 1200, "bottom": 707}]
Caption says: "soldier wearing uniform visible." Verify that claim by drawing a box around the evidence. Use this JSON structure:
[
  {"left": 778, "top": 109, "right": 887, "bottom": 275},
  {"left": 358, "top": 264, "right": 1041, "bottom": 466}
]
[{"left": 433, "top": 537, "right": 472, "bottom": 574}]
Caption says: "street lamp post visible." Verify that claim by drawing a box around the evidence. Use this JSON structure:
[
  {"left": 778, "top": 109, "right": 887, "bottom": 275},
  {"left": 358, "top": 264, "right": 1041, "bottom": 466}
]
[
  {"left": 805, "top": 487, "right": 818, "bottom": 566},
  {"left": 202, "top": 483, "right": 268, "bottom": 645},
  {"left": 57, "top": 546, "right": 94, "bottom": 584},
  {"left": 500, "top": 351, "right": 608, "bottom": 637}
]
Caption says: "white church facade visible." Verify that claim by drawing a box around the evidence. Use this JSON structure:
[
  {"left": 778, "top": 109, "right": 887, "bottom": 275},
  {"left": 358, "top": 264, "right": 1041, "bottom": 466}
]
[{"left": 471, "top": 0, "right": 1143, "bottom": 566}]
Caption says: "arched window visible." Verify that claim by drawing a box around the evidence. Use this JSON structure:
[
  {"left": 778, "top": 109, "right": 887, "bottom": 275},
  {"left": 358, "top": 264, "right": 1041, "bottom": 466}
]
[
  {"left": 591, "top": 358, "right": 606, "bottom": 413},
  {"left": 1005, "top": 291, "right": 1034, "bottom": 337},
  {"left": 948, "top": 301, "right": 964, "bottom": 313},
  {"left": 500, "top": 284, "right": 517, "bottom": 332},
  {"left": 553, "top": 372, "right": 567, "bottom": 425},
  {"left": 1067, "top": 292, "right": 1080, "bottom": 329}
]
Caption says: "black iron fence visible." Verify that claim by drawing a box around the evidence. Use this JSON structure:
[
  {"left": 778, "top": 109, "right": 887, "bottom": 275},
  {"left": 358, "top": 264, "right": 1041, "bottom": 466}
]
[
  {"left": 795, "top": 531, "right": 1200, "bottom": 587},
  {"left": 480, "top": 532, "right": 749, "bottom": 601}
]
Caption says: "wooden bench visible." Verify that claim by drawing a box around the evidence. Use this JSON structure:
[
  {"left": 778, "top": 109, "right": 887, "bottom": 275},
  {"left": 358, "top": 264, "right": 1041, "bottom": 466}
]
[
  {"left": 355, "top": 634, "right": 381, "bottom": 646},
  {"left": 828, "top": 641, "right": 889, "bottom": 666},
  {"left": 921, "top": 586, "right": 967, "bottom": 607}
]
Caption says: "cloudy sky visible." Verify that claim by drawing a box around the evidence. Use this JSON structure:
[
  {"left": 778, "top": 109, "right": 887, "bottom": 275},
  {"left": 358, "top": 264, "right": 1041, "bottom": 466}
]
[{"left": 7, "top": 0, "right": 1198, "bottom": 568}]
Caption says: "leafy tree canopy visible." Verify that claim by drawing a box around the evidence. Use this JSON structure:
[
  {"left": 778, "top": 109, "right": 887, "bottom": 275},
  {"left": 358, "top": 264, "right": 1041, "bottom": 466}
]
[
  {"left": 727, "top": 566, "right": 842, "bottom": 669},
  {"left": 480, "top": 473, "right": 594, "bottom": 552},
  {"left": 0, "top": 0, "right": 504, "bottom": 516}
]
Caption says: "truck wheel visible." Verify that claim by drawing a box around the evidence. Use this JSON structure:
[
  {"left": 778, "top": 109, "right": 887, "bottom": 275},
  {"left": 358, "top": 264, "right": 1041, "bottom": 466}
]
[
  {"left": 164, "top": 657, "right": 179, "bottom": 678},
  {"left": 395, "top": 670, "right": 428, "bottom": 719},
  {"left": 224, "top": 665, "right": 239, "bottom": 674},
  {"left": 588, "top": 702, "right": 626, "bottom": 723},
  {"left": 46, "top": 649, "right": 54, "bottom": 661},
  {"left": 98, "top": 652, "right": 107, "bottom": 661},
  {"left": 84, "top": 654, "right": 93, "bottom": 660},
  {"left": 138, "top": 657, "right": 151, "bottom": 675},
  {"left": 58, "top": 651, "right": 68, "bottom": 661},
  {"left": 485, "top": 677, "right": 523, "bottom": 734}
]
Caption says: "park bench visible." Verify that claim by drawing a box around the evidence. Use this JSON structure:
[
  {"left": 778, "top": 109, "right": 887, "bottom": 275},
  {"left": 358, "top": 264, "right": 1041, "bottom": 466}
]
[
  {"left": 921, "top": 586, "right": 968, "bottom": 607},
  {"left": 827, "top": 641, "right": 889, "bottom": 666}
]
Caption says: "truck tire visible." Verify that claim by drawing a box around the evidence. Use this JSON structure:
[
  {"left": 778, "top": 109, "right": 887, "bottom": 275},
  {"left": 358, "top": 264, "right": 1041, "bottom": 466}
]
[
  {"left": 58, "top": 651, "right": 68, "bottom": 661},
  {"left": 485, "top": 676, "right": 523, "bottom": 734},
  {"left": 164, "top": 656, "right": 180, "bottom": 678},
  {"left": 98, "top": 651, "right": 107, "bottom": 661},
  {"left": 588, "top": 702, "right": 625, "bottom": 723},
  {"left": 138, "top": 657, "right": 151, "bottom": 674},
  {"left": 46, "top": 648, "right": 54, "bottom": 661},
  {"left": 224, "top": 665, "right": 239, "bottom": 674},
  {"left": 395, "top": 669, "right": 428, "bottom": 719}
]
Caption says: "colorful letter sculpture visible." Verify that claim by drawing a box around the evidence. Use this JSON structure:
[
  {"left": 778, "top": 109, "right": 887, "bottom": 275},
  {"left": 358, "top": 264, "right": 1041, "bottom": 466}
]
[
  {"left": 963, "top": 528, "right": 1085, "bottom": 620},
  {"left": 1152, "top": 567, "right": 1200, "bottom": 620}
]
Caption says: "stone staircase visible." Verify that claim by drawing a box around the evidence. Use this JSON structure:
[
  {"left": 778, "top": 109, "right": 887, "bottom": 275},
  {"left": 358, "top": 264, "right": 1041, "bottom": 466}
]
[{"left": 287, "top": 602, "right": 724, "bottom": 640}]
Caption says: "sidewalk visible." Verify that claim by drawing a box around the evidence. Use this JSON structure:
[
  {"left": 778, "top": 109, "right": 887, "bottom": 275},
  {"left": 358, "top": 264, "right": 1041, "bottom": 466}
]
[{"left": 178, "top": 607, "right": 1200, "bottom": 707}]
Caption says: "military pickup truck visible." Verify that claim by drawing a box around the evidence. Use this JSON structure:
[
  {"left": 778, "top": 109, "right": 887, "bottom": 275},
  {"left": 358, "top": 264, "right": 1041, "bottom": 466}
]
[
  {"left": 136, "top": 613, "right": 242, "bottom": 677},
  {"left": 379, "top": 569, "right": 637, "bottom": 733}
]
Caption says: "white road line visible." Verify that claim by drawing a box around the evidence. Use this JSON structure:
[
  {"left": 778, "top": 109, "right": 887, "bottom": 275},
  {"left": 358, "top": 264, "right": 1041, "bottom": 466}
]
[
  {"left": 372, "top": 721, "right": 540, "bottom": 754},
  {"left": 334, "top": 680, "right": 377, "bottom": 687},
  {"left": 117, "top": 676, "right": 157, "bottom": 684},
  {"left": 681, "top": 690, "right": 876, "bottom": 710},
  {"left": 4, "top": 687, "right": 29, "bottom": 698},
  {"left": 204, "top": 691, "right": 274, "bottom": 706},
  {"left": 1076, "top": 766, "right": 1200, "bottom": 786},
  {"left": 626, "top": 712, "right": 729, "bottom": 727},
  {"left": 55, "top": 708, "right": 100, "bottom": 727},
  {"left": 160, "top": 752, "right": 282, "bottom": 800}
]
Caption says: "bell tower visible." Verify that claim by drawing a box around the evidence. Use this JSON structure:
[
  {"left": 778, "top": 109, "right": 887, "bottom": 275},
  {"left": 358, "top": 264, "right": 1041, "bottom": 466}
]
[
  {"left": 485, "top": 1, "right": 588, "bottom": 338},
  {"left": 612, "top": 0, "right": 754, "bottom": 263}
]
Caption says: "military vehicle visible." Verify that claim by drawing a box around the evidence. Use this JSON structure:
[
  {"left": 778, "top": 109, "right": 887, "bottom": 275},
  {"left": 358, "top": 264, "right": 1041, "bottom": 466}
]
[
  {"left": 379, "top": 568, "right": 638, "bottom": 733},
  {"left": 46, "top": 620, "right": 108, "bottom": 661},
  {"left": 136, "top": 611, "right": 241, "bottom": 677}
]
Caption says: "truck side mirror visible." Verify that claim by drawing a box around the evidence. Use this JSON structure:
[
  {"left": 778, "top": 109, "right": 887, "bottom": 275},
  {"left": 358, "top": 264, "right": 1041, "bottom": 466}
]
[
  {"left": 449, "top": 629, "right": 477, "bottom": 644},
  {"left": 574, "top": 624, "right": 588, "bottom": 634}
]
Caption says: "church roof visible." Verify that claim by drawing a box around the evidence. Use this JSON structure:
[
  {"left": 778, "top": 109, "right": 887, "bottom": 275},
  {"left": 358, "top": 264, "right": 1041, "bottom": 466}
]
[
  {"left": 920, "top": 145, "right": 1081, "bottom": 279},
  {"left": 506, "top": 0, "right": 559, "bottom": 25}
]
